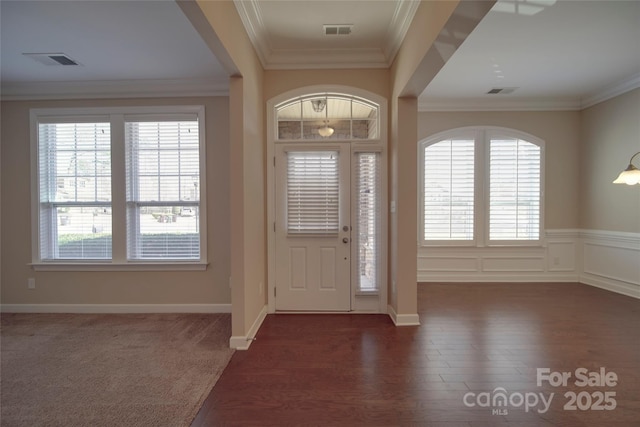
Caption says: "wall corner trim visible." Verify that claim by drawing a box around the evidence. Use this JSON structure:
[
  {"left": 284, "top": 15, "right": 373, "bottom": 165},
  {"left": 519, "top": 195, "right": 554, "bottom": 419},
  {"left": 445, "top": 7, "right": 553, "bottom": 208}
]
[
  {"left": 387, "top": 304, "right": 420, "bottom": 326},
  {"left": 229, "top": 305, "right": 268, "bottom": 350}
]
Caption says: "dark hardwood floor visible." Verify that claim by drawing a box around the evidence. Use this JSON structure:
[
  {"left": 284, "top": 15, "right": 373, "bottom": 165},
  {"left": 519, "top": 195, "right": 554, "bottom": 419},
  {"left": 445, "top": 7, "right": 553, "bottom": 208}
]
[{"left": 191, "top": 283, "right": 640, "bottom": 426}]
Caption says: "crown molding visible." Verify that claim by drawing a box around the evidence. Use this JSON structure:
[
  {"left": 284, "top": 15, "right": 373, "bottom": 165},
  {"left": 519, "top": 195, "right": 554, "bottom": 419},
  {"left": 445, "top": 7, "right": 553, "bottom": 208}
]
[
  {"left": 383, "top": 0, "right": 420, "bottom": 64},
  {"left": 419, "top": 73, "right": 640, "bottom": 112},
  {"left": 580, "top": 72, "right": 640, "bottom": 109},
  {"left": 0, "top": 78, "right": 229, "bottom": 101},
  {"left": 418, "top": 97, "right": 582, "bottom": 112},
  {"left": 234, "top": 0, "right": 418, "bottom": 69},
  {"left": 233, "top": 0, "right": 270, "bottom": 68}
]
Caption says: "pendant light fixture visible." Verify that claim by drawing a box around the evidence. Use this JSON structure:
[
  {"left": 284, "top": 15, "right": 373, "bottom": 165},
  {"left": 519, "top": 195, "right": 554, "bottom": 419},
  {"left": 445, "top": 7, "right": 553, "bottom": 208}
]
[
  {"left": 311, "top": 99, "right": 326, "bottom": 113},
  {"left": 318, "top": 121, "right": 334, "bottom": 137},
  {"left": 316, "top": 96, "right": 334, "bottom": 138},
  {"left": 613, "top": 151, "right": 640, "bottom": 185}
]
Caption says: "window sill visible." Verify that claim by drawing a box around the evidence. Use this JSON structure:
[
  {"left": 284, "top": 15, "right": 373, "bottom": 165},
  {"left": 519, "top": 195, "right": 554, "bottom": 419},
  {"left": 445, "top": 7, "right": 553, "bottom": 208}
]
[
  {"left": 418, "top": 240, "right": 547, "bottom": 249},
  {"left": 355, "top": 290, "right": 379, "bottom": 296},
  {"left": 30, "top": 261, "right": 209, "bottom": 272}
]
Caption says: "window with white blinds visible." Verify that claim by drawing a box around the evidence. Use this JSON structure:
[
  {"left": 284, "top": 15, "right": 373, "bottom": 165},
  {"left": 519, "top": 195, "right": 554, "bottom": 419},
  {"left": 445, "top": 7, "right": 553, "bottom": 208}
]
[
  {"left": 286, "top": 151, "right": 339, "bottom": 234},
  {"left": 420, "top": 128, "right": 543, "bottom": 246},
  {"left": 32, "top": 106, "right": 206, "bottom": 265},
  {"left": 126, "top": 119, "right": 201, "bottom": 259},
  {"left": 355, "top": 152, "right": 381, "bottom": 292},
  {"left": 423, "top": 139, "right": 475, "bottom": 241},
  {"left": 489, "top": 137, "right": 541, "bottom": 241},
  {"left": 37, "top": 122, "right": 112, "bottom": 260}
]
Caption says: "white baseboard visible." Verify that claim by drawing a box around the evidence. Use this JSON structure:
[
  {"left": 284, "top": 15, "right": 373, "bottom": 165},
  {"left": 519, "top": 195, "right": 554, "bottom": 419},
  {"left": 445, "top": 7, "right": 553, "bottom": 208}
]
[
  {"left": 580, "top": 275, "right": 640, "bottom": 299},
  {"left": 229, "top": 305, "right": 267, "bottom": 350},
  {"left": 0, "top": 303, "right": 231, "bottom": 314},
  {"left": 417, "top": 273, "right": 579, "bottom": 282},
  {"left": 387, "top": 304, "right": 420, "bottom": 326}
]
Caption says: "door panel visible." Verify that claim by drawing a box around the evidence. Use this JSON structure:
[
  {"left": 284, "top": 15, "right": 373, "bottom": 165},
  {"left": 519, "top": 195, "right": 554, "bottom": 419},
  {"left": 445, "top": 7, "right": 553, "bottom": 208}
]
[{"left": 275, "top": 144, "right": 351, "bottom": 311}]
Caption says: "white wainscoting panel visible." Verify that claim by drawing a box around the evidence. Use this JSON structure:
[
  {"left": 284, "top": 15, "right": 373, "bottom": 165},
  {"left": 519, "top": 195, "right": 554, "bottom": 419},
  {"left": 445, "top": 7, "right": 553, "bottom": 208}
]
[
  {"left": 417, "top": 229, "right": 639, "bottom": 299},
  {"left": 481, "top": 256, "right": 545, "bottom": 272},
  {"left": 580, "top": 230, "right": 640, "bottom": 299},
  {"left": 417, "top": 256, "right": 478, "bottom": 272},
  {"left": 417, "top": 229, "right": 579, "bottom": 283},
  {"left": 547, "top": 241, "right": 577, "bottom": 272}
]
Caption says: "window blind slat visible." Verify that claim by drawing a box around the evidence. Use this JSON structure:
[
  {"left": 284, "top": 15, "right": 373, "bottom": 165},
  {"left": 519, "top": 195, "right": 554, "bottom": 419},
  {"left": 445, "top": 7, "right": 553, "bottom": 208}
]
[
  {"left": 38, "top": 122, "right": 112, "bottom": 260},
  {"left": 126, "top": 120, "right": 201, "bottom": 259},
  {"left": 355, "top": 152, "right": 380, "bottom": 292},
  {"left": 286, "top": 151, "right": 339, "bottom": 234},
  {"left": 423, "top": 139, "right": 475, "bottom": 241},
  {"left": 489, "top": 138, "right": 541, "bottom": 240}
]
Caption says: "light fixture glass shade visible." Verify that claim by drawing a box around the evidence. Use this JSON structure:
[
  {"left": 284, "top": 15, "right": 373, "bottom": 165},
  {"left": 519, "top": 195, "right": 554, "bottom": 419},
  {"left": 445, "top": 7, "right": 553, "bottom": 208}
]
[
  {"left": 318, "top": 125, "right": 334, "bottom": 137},
  {"left": 311, "top": 99, "right": 326, "bottom": 113},
  {"left": 613, "top": 165, "right": 640, "bottom": 185}
]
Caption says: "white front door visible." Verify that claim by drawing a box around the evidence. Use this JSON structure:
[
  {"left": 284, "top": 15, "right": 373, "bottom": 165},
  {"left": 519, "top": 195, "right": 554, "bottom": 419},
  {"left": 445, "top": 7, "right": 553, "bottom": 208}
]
[{"left": 275, "top": 144, "right": 351, "bottom": 311}]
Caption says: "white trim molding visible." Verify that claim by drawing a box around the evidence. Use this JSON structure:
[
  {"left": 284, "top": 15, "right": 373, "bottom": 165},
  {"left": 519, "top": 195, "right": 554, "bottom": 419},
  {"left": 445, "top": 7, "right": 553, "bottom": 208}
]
[
  {"left": 581, "top": 72, "right": 640, "bottom": 109},
  {"left": 418, "top": 97, "right": 582, "bottom": 112},
  {"left": 233, "top": 0, "right": 418, "bottom": 69},
  {"left": 0, "top": 304, "right": 231, "bottom": 314},
  {"left": 418, "top": 229, "right": 579, "bottom": 283},
  {"left": 1, "top": 78, "right": 229, "bottom": 101},
  {"left": 418, "top": 228, "right": 639, "bottom": 299},
  {"left": 579, "top": 229, "right": 640, "bottom": 299},
  {"left": 387, "top": 304, "right": 420, "bottom": 326},
  {"left": 229, "top": 305, "right": 268, "bottom": 350},
  {"left": 418, "top": 73, "right": 640, "bottom": 112}
]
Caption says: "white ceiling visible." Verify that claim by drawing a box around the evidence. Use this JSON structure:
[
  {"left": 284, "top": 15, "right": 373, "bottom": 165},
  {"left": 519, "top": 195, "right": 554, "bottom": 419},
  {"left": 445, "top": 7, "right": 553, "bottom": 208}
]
[
  {"left": 1, "top": 0, "right": 639, "bottom": 110},
  {"left": 233, "top": 0, "right": 418, "bottom": 69},
  {"left": 421, "top": 0, "right": 640, "bottom": 110},
  {"left": 0, "top": 0, "right": 228, "bottom": 99}
]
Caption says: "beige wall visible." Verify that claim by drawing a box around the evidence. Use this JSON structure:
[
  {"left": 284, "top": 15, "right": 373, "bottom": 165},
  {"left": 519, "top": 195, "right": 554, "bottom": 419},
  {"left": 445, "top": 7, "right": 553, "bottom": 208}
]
[
  {"left": 418, "top": 110, "right": 581, "bottom": 230},
  {"left": 387, "top": 0, "right": 492, "bottom": 318},
  {"left": 386, "top": 1, "right": 459, "bottom": 318},
  {"left": 264, "top": 69, "right": 390, "bottom": 102},
  {"left": 580, "top": 88, "right": 640, "bottom": 233},
  {"left": 0, "top": 97, "right": 231, "bottom": 305},
  {"left": 193, "top": 0, "right": 267, "bottom": 339}
]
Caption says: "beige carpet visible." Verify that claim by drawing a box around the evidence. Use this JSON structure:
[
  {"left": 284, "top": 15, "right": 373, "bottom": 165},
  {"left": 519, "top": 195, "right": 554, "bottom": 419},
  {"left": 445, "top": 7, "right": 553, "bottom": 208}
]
[{"left": 0, "top": 313, "right": 234, "bottom": 427}]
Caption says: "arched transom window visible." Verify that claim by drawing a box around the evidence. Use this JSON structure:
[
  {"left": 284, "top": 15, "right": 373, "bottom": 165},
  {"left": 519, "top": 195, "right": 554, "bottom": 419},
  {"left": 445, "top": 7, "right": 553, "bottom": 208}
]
[{"left": 275, "top": 94, "right": 379, "bottom": 140}]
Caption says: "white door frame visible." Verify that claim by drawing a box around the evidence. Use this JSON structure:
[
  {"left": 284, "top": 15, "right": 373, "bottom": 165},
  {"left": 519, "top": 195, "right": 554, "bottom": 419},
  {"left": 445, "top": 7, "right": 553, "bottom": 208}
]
[{"left": 266, "top": 85, "right": 388, "bottom": 314}]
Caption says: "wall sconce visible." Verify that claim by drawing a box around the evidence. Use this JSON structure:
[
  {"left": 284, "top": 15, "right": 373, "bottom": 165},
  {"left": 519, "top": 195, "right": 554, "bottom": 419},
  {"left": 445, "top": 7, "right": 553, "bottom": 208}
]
[{"left": 613, "top": 151, "right": 640, "bottom": 185}]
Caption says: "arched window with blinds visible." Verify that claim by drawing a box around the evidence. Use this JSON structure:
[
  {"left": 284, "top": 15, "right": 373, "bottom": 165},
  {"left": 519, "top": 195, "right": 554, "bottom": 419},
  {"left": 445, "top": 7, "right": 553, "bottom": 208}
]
[{"left": 420, "top": 127, "right": 544, "bottom": 247}]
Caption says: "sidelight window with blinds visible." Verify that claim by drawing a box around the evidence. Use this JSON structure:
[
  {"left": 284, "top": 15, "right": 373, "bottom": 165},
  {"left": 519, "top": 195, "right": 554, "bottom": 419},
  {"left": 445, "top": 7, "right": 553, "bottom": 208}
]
[
  {"left": 354, "top": 152, "right": 381, "bottom": 292},
  {"left": 420, "top": 128, "right": 543, "bottom": 246},
  {"left": 32, "top": 107, "right": 206, "bottom": 265}
]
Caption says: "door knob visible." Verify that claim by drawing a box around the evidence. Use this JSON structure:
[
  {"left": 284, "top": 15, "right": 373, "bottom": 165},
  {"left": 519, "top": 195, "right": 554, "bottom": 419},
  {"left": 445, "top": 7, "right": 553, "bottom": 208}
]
[
  {"left": 343, "top": 225, "right": 350, "bottom": 232},
  {"left": 342, "top": 237, "right": 349, "bottom": 244}
]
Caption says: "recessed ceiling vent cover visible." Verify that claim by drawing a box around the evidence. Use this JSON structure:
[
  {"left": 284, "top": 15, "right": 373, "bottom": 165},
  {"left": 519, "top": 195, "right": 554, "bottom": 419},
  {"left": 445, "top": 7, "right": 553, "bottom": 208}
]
[
  {"left": 487, "top": 87, "right": 518, "bottom": 95},
  {"left": 23, "top": 53, "right": 81, "bottom": 66},
  {"left": 323, "top": 24, "right": 353, "bottom": 36}
]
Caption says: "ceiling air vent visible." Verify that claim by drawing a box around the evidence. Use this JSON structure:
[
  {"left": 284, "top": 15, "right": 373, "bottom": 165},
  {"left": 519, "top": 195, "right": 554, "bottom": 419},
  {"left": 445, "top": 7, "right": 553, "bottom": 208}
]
[
  {"left": 487, "top": 87, "right": 518, "bottom": 95},
  {"left": 323, "top": 24, "right": 353, "bottom": 36},
  {"left": 23, "top": 53, "right": 81, "bottom": 66}
]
